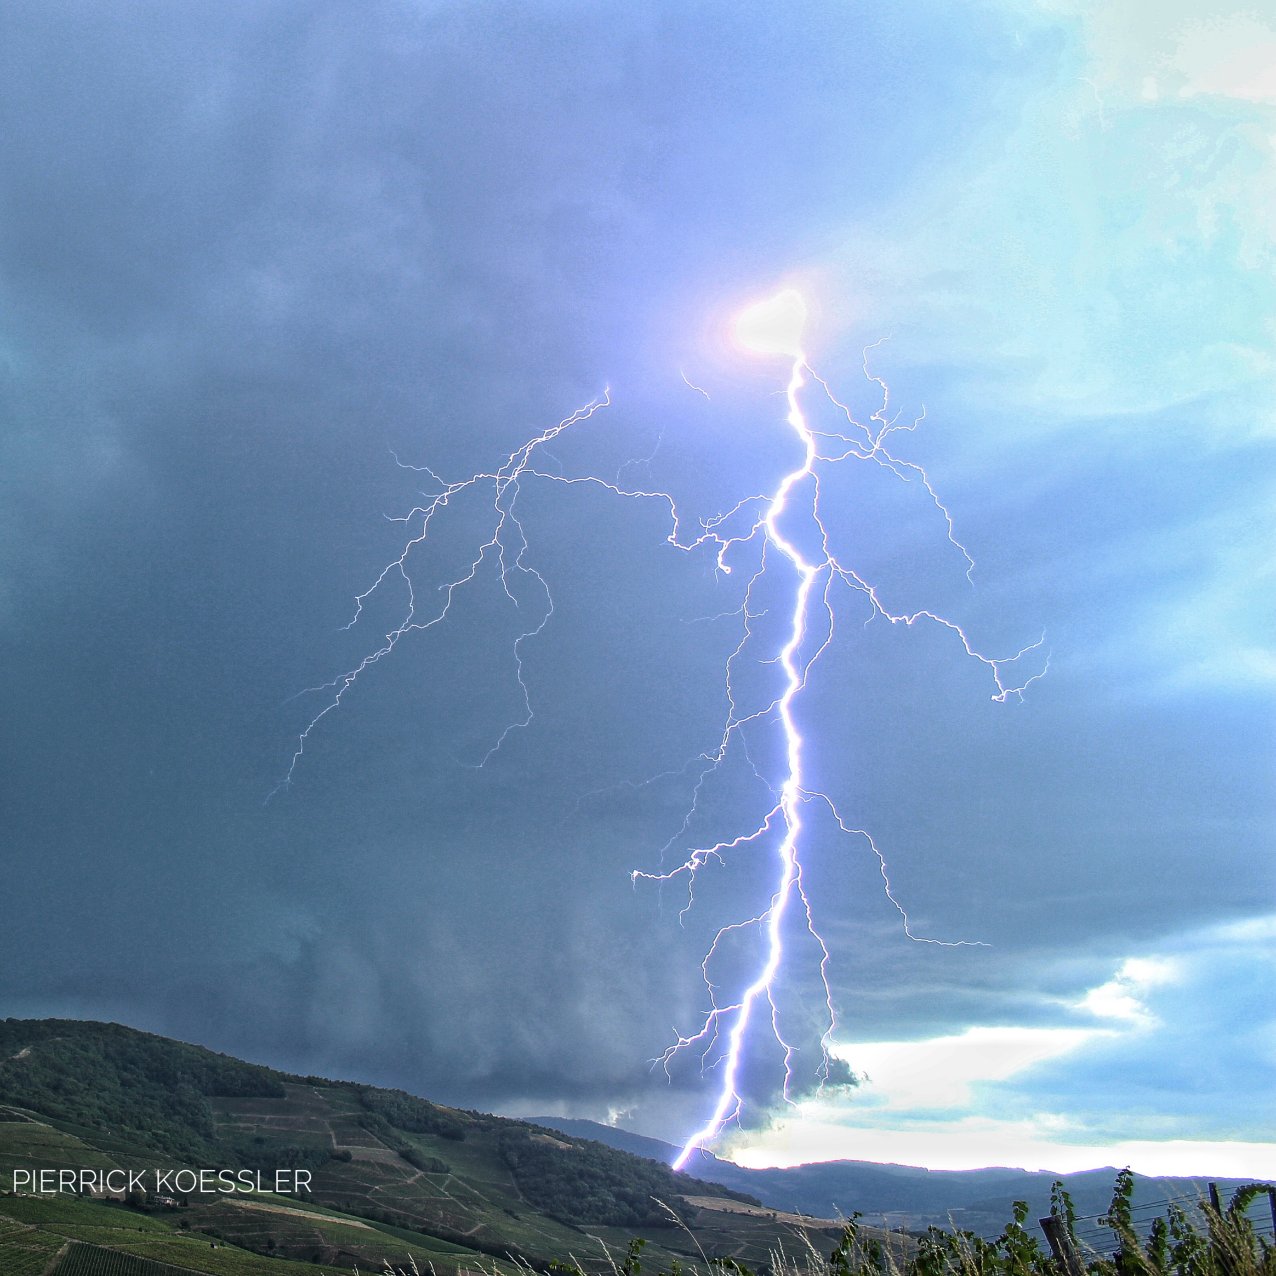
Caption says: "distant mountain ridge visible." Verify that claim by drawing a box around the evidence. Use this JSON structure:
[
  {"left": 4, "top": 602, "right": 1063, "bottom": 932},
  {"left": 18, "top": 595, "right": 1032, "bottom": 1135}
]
[{"left": 529, "top": 1116, "right": 1257, "bottom": 1236}]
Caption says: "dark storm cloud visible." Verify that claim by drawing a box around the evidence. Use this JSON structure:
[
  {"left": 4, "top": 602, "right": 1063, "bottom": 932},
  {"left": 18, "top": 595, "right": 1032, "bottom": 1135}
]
[
  {"left": 2, "top": 0, "right": 1271, "bottom": 1160},
  {"left": 1, "top": 8, "right": 993, "bottom": 970}
]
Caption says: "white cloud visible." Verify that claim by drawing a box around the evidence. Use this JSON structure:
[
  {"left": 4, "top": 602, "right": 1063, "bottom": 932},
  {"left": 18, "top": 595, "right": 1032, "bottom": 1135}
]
[
  {"left": 1170, "top": 15, "right": 1276, "bottom": 105},
  {"left": 1076, "top": 956, "right": 1180, "bottom": 1024},
  {"left": 1043, "top": 1, "right": 1276, "bottom": 105},
  {"left": 727, "top": 1112, "right": 1276, "bottom": 1177},
  {"left": 721, "top": 918, "right": 1276, "bottom": 1174},
  {"left": 829, "top": 1025, "right": 1103, "bottom": 1111}
]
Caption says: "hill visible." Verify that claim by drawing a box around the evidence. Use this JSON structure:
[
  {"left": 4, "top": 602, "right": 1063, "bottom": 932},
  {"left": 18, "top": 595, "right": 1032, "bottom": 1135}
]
[
  {"left": 0, "top": 1019, "right": 890, "bottom": 1275},
  {"left": 532, "top": 1117, "right": 1262, "bottom": 1237}
]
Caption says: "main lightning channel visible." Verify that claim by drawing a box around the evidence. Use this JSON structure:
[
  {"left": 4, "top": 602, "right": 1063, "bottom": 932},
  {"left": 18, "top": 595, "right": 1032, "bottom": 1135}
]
[
  {"left": 281, "top": 291, "right": 1047, "bottom": 1176},
  {"left": 665, "top": 347, "right": 818, "bottom": 1170},
  {"left": 646, "top": 294, "right": 1043, "bottom": 1169}
]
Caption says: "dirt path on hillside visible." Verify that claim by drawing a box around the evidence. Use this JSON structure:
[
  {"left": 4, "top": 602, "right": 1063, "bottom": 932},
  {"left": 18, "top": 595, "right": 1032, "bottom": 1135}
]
[{"left": 230, "top": 1200, "right": 374, "bottom": 1230}]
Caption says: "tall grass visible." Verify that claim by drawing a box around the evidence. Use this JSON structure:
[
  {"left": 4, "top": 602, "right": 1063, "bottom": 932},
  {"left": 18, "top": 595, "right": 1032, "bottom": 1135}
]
[{"left": 535, "top": 1173, "right": 1276, "bottom": 1276}]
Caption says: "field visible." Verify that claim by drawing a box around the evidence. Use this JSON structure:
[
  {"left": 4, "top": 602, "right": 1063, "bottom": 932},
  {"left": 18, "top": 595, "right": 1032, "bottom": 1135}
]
[
  {"left": 0, "top": 1209, "right": 66, "bottom": 1276},
  {"left": 0, "top": 1117, "right": 120, "bottom": 1183},
  {"left": 53, "top": 1242, "right": 195, "bottom": 1276},
  {"left": 0, "top": 1195, "right": 355, "bottom": 1276}
]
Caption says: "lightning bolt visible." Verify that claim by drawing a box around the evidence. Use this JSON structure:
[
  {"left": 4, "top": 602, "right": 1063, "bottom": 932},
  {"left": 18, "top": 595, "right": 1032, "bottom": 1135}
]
[
  {"left": 281, "top": 288, "right": 1047, "bottom": 1171},
  {"left": 276, "top": 394, "right": 613, "bottom": 790},
  {"left": 639, "top": 293, "right": 1044, "bottom": 1169}
]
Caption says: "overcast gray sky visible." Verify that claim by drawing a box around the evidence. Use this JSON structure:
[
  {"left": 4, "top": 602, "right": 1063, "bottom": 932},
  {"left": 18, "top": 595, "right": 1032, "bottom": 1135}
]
[{"left": 2, "top": 0, "right": 1273, "bottom": 1175}]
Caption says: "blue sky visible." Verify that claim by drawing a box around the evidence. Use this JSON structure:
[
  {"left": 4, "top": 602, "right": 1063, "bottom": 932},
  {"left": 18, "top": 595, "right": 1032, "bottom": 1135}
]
[{"left": 1, "top": 0, "right": 1272, "bottom": 1176}]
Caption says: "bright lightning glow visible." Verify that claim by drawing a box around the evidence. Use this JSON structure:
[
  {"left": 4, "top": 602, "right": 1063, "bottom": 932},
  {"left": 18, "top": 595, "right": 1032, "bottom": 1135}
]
[
  {"left": 282, "top": 288, "right": 1047, "bottom": 1174},
  {"left": 734, "top": 288, "right": 808, "bottom": 358}
]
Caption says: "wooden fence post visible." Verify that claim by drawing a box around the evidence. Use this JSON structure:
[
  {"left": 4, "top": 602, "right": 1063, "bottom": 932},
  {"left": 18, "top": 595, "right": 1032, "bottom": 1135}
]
[{"left": 1040, "top": 1215, "right": 1086, "bottom": 1276}]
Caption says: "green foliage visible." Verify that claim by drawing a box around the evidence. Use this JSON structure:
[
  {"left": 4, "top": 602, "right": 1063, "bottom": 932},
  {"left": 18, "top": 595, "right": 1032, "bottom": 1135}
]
[
  {"left": 353, "top": 1112, "right": 448, "bottom": 1172},
  {"left": 0, "top": 1020, "right": 284, "bottom": 1163},
  {"left": 1051, "top": 1184, "right": 1079, "bottom": 1241},
  {"left": 356, "top": 1088, "right": 467, "bottom": 1140},
  {"left": 559, "top": 1174, "right": 1274, "bottom": 1276},
  {"left": 223, "top": 1141, "right": 332, "bottom": 1176},
  {"left": 498, "top": 1127, "right": 755, "bottom": 1228},
  {"left": 400, "top": 1148, "right": 449, "bottom": 1174},
  {"left": 1084, "top": 1166, "right": 1276, "bottom": 1276},
  {"left": 888, "top": 1173, "right": 1273, "bottom": 1276}
]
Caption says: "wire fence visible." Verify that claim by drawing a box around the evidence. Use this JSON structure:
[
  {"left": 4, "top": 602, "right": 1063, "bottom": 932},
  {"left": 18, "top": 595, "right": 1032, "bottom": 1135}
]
[
  {"left": 1057, "top": 1185, "right": 1275, "bottom": 1261},
  {"left": 839, "top": 1184, "right": 1275, "bottom": 1254}
]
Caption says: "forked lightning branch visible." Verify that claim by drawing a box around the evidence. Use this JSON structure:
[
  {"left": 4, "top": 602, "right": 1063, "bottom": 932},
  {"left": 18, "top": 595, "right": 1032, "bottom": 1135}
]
[{"left": 282, "top": 290, "right": 1046, "bottom": 1169}]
